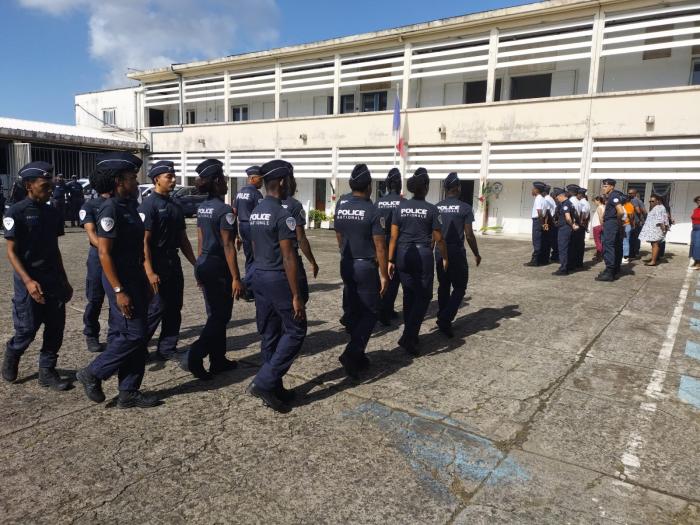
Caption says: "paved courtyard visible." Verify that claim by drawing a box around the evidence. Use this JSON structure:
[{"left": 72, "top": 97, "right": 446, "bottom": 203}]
[{"left": 0, "top": 225, "right": 698, "bottom": 524}]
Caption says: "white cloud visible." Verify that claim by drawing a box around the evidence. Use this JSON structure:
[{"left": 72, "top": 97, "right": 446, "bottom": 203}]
[{"left": 18, "top": 0, "right": 280, "bottom": 87}]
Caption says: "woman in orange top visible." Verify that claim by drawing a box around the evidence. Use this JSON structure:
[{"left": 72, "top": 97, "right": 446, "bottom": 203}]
[
  {"left": 622, "top": 200, "right": 635, "bottom": 263},
  {"left": 690, "top": 196, "right": 700, "bottom": 269}
]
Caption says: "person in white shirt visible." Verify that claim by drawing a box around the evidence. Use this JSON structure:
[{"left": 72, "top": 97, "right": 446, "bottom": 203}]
[
  {"left": 543, "top": 185, "right": 558, "bottom": 262},
  {"left": 577, "top": 188, "right": 591, "bottom": 267},
  {"left": 525, "top": 182, "right": 548, "bottom": 267}
]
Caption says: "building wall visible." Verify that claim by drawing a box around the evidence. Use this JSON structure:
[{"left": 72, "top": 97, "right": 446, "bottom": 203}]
[{"left": 75, "top": 87, "right": 137, "bottom": 132}]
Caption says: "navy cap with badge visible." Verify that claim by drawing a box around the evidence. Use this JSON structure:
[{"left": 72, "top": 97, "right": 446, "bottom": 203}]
[
  {"left": 350, "top": 163, "right": 371, "bottom": 189},
  {"left": 566, "top": 184, "right": 581, "bottom": 193},
  {"left": 386, "top": 167, "right": 401, "bottom": 184},
  {"left": 601, "top": 178, "right": 616, "bottom": 186},
  {"left": 148, "top": 160, "right": 175, "bottom": 180},
  {"left": 196, "top": 158, "right": 224, "bottom": 178},
  {"left": 533, "top": 181, "right": 547, "bottom": 191},
  {"left": 246, "top": 165, "right": 262, "bottom": 177},
  {"left": 96, "top": 152, "right": 142, "bottom": 172},
  {"left": 552, "top": 187, "right": 566, "bottom": 197},
  {"left": 411, "top": 167, "right": 429, "bottom": 183},
  {"left": 260, "top": 159, "right": 292, "bottom": 181},
  {"left": 19, "top": 161, "right": 54, "bottom": 180},
  {"left": 444, "top": 172, "right": 460, "bottom": 189}
]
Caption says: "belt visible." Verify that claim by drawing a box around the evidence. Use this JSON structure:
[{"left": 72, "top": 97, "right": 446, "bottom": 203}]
[{"left": 399, "top": 243, "right": 431, "bottom": 248}]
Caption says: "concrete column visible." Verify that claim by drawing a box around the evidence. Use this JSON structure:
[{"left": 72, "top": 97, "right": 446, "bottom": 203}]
[
  {"left": 401, "top": 42, "right": 412, "bottom": 110},
  {"left": 478, "top": 140, "right": 491, "bottom": 233},
  {"left": 331, "top": 145, "right": 339, "bottom": 205},
  {"left": 579, "top": 136, "right": 594, "bottom": 191},
  {"left": 333, "top": 54, "right": 341, "bottom": 115},
  {"left": 177, "top": 75, "right": 184, "bottom": 126},
  {"left": 588, "top": 9, "right": 605, "bottom": 95},
  {"left": 223, "top": 70, "right": 230, "bottom": 122},
  {"left": 274, "top": 61, "right": 281, "bottom": 120},
  {"left": 180, "top": 151, "right": 187, "bottom": 187},
  {"left": 485, "top": 29, "right": 499, "bottom": 103}
]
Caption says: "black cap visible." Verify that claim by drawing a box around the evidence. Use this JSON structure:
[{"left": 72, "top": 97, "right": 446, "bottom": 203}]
[
  {"left": 246, "top": 165, "right": 262, "bottom": 176},
  {"left": 444, "top": 172, "right": 459, "bottom": 189},
  {"left": 19, "top": 161, "right": 54, "bottom": 180},
  {"left": 601, "top": 178, "right": 616, "bottom": 186},
  {"left": 552, "top": 187, "right": 565, "bottom": 197},
  {"left": 543, "top": 184, "right": 551, "bottom": 193},
  {"left": 533, "top": 181, "right": 547, "bottom": 191},
  {"left": 350, "top": 163, "right": 371, "bottom": 187},
  {"left": 195, "top": 159, "right": 224, "bottom": 179},
  {"left": 261, "top": 159, "right": 292, "bottom": 181},
  {"left": 386, "top": 167, "right": 401, "bottom": 184},
  {"left": 566, "top": 184, "right": 580, "bottom": 193},
  {"left": 148, "top": 160, "right": 176, "bottom": 180},
  {"left": 96, "top": 152, "right": 142, "bottom": 171}
]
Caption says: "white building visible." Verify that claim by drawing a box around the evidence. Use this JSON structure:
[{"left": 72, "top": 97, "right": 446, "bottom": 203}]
[{"left": 77, "top": 0, "right": 700, "bottom": 243}]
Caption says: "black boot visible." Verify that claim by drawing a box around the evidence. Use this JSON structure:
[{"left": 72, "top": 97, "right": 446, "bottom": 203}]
[
  {"left": 436, "top": 320, "right": 454, "bottom": 338},
  {"left": 246, "top": 381, "right": 290, "bottom": 413},
  {"left": 398, "top": 334, "right": 420, "bottom": 356},
  {"left": 275, "top": 383, "right": 297, "bottom": 403},
  {"left": 339, "top": 354, "right": 361, "bottom": 379},
  {"left": 76, "top": 367, "right": 105, "bottom": 403},
  {"left": 2, "top": 353, "right": 19, "bottom": 383},
  {"left": 595, "top": 270, "right": 615, "bottom": 282},
  {"left": 184, "top": 347, "right": 212, "bottom": 381},
  {"left": 85, "top": 337, "right": 105, "bottom": 353},
  {"left": 210, "top": 357, "right": 238, "bottom": 374},
  {"left": 117, "top": 390, "right": 160, "bottom": 409},
  {"left": 38, "top": 368, "right": 70, "bottom": 391}
]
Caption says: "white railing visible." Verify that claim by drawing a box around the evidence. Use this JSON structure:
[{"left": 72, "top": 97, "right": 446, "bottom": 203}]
[
  {"left": 339, "top": 48, "right": 405, "bottom": 88},
  {"left": 337, "top": 147, "right": 397, "bottom": 178},
  {"left": 228, "top": 67, "right": 276, "bottom": 100},
  {"left": 144, "top": 80, "right": 180, "bottom": 108},
  {"left": 280, "top": 59, "right": 335, "bottom": 94},
  {"left": 488, "top": 141, "right": 584, "bottom": 179},
  {"left": 183, "top": 74, "right": 226, "bottom": 103},
  {"left": 184, "top": 151, "right": 226, "bottom": 178},
  {"left": 278, "top": 149, "right": 333, "bottom": 179},
  {"left": 590, "top": 137, "right": 700, "bottom": 180},
  {"left": 407, "top": 145, "right": 482, "bottom": 179},
  {"left": 228, "top": 150, "right": 276, "bottom": 178},
  {"left": 147, "top": 152, "right": 182, "bottom": 172},
  {"left": 410, "top": 36, "right": 490, "bottom": 80}
]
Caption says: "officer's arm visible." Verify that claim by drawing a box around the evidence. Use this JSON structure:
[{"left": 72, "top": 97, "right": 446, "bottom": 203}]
[
  {"left": 388, "top": 224, "right": 399, "bottom": 262},
  {"left": 55, "top": 250, "right": 73, "bottom": 302},
  {"left": 220, "top": 228, "right": 242, "bottom": 283},
  {"left": 143, "top": 230, "right": 158, "bottom": 280},
  {"left": 433, "top": 229, "right": 449, "bottom": 268},
  {"left": 179, "top": 230, "right": 197, "bottom": 266},
  {"left": 464, "top": 223, "right": 481, "bottom": 265},
  {"left": 197, "top": 227, "right": 203, "bottom": 257},
  {"left": 373, "top": 235, "right": 389, "bottom": 281},
  {"left": 280, "top": 238, "right": 305, "bottom": 320},
  {"left": 296, "top": 225, "right": 319, "bottom": 277},
  {"left": 5, "top": 239, "right": 37, "bottom": 298},
  {"left": 565, "top": 211, "right": 575, "bottom": 227},
  {"left": 615, "top": 204, "right": 625, "bottom": 227},
  {"left": 84, "top": 223, "right": 100, "bottom": 248},
  {"left": 335, "top": 231, "right": 342, "bottom": 249}
]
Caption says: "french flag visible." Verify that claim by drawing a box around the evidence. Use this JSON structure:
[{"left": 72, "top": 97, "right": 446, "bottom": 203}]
[{"left": 392, "top": 93, "right": 405, "bottom": 158}]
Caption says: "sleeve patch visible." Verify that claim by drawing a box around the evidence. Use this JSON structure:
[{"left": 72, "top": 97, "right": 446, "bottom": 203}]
[
  {"left": 100, "top": 217, "right": 115, "bottom": 232},
  {"left": 380, "top": 216, "right": 386, "bottom": 229},
  {"left": 286, "top": 217, "right": 297, "bottom": 231},
  {"left": 3, "top": 217, "right": 14, "bottom": 230},
  {"left": 613, "top": 198, "right": 619, "bottom": 204},
  {"left": 225, "top": 212, "right": 235, "bottom": 225},
  {"left": 139, "top": 212, "right": 146, "bottom": 222},
  {"left": 437, "top": 215, "right": 443, "bottom": 225},
  {"left": 79, "top": 209, "right": 87, "bottom": 221}
]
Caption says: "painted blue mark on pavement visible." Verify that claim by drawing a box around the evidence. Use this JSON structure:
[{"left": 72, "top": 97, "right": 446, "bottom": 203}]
[
  {"left": 695, "top": 290, "right": 700, "bottom": 297},
  {"left": 693, "top": 303, "right": 700, "bottom": 311},
  {"left": 678, "top": 376, "right": 700, "bottom": 410},
  {"left": 685, "top": 341, "right": 700, "bottom": 362},
  {"left": 690, "top": 318, "right": 700, "bottom": 333}
]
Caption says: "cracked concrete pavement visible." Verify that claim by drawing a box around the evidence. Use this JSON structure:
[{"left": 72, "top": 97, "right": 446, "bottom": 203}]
[{"left": 0, "top": 225, "right": 698, "bottom": 524}]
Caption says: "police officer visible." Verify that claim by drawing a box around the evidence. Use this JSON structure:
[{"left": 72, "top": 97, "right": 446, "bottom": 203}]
[
  {"left": 334, "top": 164, "right": 389, "bottom": 378},
  {"left": 388, "top": 167, "right": 448, "bottom": 356},
  {"left": 525, "top": 182, "right": 548, "bottom": 266},
  {"left": 52, "top": 174, "right": 67, "bottom": 226},
  {"left": 566, "top": 184, "right": 583, "bottom": 268},
  {"left": 552, "top": 187, "right": 580, "bottom": 276},
  {"left": 246, "top": 159, "right": 306, "bottom": 413},
  {"left": 375, "top": 167, "right": 404, "bottom": 325},
  {"left": 67, "top": 175, "right": 85, "bottom": 227},
  {"left": 435, "top": 173, "right": 481, "bottom": 338},
  {"left": 577, "top": 188, "right": 591, "bottom": 268},
  {"left": 76, "top": 152, "right": 160, "bottom": 409},
  {"left": 596, "top": 179, "right": 626, "bottom": 282},
  {"left": 543, "top": 185, "right": 559, "bottom": 262},
  {"left": 139, "top": 161, "right": 197, "bottom": 361},
  {"left": 233, "top": 166, "right": 264, "bottom": 301},
  {"left": 185, "top": 159, "right": 243, "bottom": 380},
  {"left": 79, "top": 176, "right": 113, "bottom": 353},
  {"left": 2, "top": 161, "right": 72, "bottom": 390}
]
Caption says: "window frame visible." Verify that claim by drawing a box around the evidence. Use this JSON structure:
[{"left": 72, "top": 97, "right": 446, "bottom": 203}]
[
  {"left": 102, "top": 108, "right": 116, "bottom": 126},
  {"left": 231, "top": 104, "right": 249, "bottom": 122},
  {"left": 690, "top": 57, "right": 700, "bottom": 86},
  {"left": 360, "top": 91, "right": 388, "bottom": 112},
  {"left": 185, "top": 109, "right": 196, "bottom": 125}
]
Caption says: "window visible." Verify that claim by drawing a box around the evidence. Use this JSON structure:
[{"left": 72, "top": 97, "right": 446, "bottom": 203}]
[
  {"left": 464, "top": 79, "right": 503, "bottom": 104},
  {"left": 340, "top": 94, "right": 355, "bottom": 114},
  {"left": 692, "top": 59, "right": 700, "bottom": 85},
  {"left": 314, "top": 178, "right": 326, "bottom": 212},
  {"left": 148, "top": 108, "right": 164, "bottom": 127},
  {"left": 510, "top": 74, "right": 552, "bottom": 100},
  {"left": 643, "top": 25, "right": 673, "bottom": 60},
  {"left": 361, "top": 91, "right": 388, "bottom": 112},
  {"left": 186, "top": 109, "right": 196, "bottom": 125},
  {"left": 231, "top": 105, "right": 249, "bottom": 122},
  {"left": 625, "top": 182, "right": 647, "bottom": 202},
  {"left": 102, "top": 108, "right": 116, "bottom": 126}
]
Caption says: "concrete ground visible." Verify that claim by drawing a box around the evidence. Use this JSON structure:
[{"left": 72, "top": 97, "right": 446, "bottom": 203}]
[{"left": 0, "top": 225, "right": 698, "bottom": 524}]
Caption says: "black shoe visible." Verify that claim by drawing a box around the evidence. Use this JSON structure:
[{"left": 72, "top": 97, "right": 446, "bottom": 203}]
[
  {"left": 339, "top": 354, "right": 361, "bottom": 379},
  {"left": 358, "top": 354, "right": 371, "bottom": 370},
  {"left": 185, "top": 349, "right": 213, "bottom": 381},
  {"left": 150, "top": 350, "right": 169, "bottom": 362},
  {"left": 390, "top": 310, "right": 399, "bottom": 320},
  {"left": 210, "top": 357, "right": 238, "bottom": 374},
  {"left": 552, "top": 269, "right": 568, "bottom": 276},
  {"left": 436, "top": 321, "right": 454, "bottom": 338},
  {"left": 2, "top": 353, "right": 19, "bottom": 383},
  {"left": 117, "top": 390, "right": 161, "bottom": 409},
  {"left": 76, "top": 367, "right": 105, "bottom": 403},
  {"left": 378, "top": 313, "right": 391, "bottom": 327},
  {"left": 523, "top": 261, "right": 540, "bottom": 267},
  {"left": 275, "top": 384, "right": 297, "bottom": 403},
  {"left": 38, "top": 367, "right": 71, "bottom": 391},
  {"left": 246, "top": 382, "right": 290, "bottom": 413},
  {"left": 595, "top": 271, "right": 614, "bottom": 282},
  {"left": 398, "top": 334, "right": 420, "bottom": 357},
  {"left": 85, "top": 337, "right": 105, "bottom": 353}
]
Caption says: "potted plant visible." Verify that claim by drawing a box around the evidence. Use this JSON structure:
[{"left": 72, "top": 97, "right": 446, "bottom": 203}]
[{"left": 308, "top": 209, "right": 325, "bottom": 229}]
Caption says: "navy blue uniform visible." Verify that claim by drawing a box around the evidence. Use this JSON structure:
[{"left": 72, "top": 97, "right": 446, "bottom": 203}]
[
  {"left": 393, "top": 198, "right": 441, "bottom": 343},
  {"left": 603, "top": 190, "right": 626, "bottom": 274},
  {"left": 376, "top": 191, "right": 403, "bottom": 320},
  {"left": 334, "top": 194, "right": 384, "bottom": 365},
  {"left": 234, "top": 184, "right": 263, "bottom": 291},
  {"left": 67, "top": 180, "right": 84, "bottom": 226},
  {"left": 281, "top": 196, "right": 310, "bottom": 301},
  {"left": 52, "top": 181, "right": 67, "bottom": 222},
  {"left": 435, "top": 197, "right": 474, "bottom": 326},
  {"left": 4, "top": 198, "right": 67, "bottom": 368},
  {"left": 191, "top": 196, "right": 237, "bottom": 367},
  {"left": 555, "top": 199, "right": 578, "bottom": 272},
  {"left": 80, "top": 196, "right": 107, "bottom": 341},
  {"left": 250, "top": 196, "right": 307, "bottom": 392},
  {"left": 86, "top": 197, "right": 150, "bottom": 392},
  {"left": 139, "top": 192, "right": 187, "bottom": 358}
]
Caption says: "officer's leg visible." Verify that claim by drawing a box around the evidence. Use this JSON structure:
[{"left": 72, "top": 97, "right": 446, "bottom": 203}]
[
  {"left": 614, "top": 230, "right": 623, "bottom": 273},
  {"left": 558, "top": 227, "right": 570, "bottom": 272},
  {"left": 531, "top": 219, "right": 541, "bottom": 263},
  {"left": 239, "top": 222, "right": 254, "bottom": 292},
  {"left": 112, "top": 281, "right": 149, "bottom": 392},
  {"left": 254, "top": 271, "right": 283, "bottom": 367},
  {"left": 340, "top": 258, "right": 357, "bottom": 331},
  {"left": 411, "top": 247, "right": 435, "bottom": 341},
  {"left": 83, "top": 253, "right": 105, "bottom": 341},
  {"left": 209, "top": 275, "right": 234, "bottom": 369},
  {"left": 443, "top": 248, "right": 468, "bottom": 325},
  {"left": 343, "top": 259, "right": 378, "bottom": 363},
  {"left": 397, "top": 246, "right": 416, "bottom": 328},
  {"left": 435, "top": 250, "right": 450, "bottom": 323},
  {"left": 3, "top": 279, "right": 42, "bottom": 381},
  {"left": 155, "top": 270, "right": 184, "bottom": 358},
  {"left": 38, "top": 296, "right": 65, "bottom": 369},
  {"left": 602, "top": 222, "right": 616, "bottom": 273},
  {"left": 550, "top": 227, "right": 559, "bottom": 261}
]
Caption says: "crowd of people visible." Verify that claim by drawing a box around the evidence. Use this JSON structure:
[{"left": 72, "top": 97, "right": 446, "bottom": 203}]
[{"left": 1, "top": 154, "right": 480, "bottom": 413}]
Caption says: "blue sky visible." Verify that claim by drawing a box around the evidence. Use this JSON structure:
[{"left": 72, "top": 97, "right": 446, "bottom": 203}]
[{"left": 0, "top": 0, "right": 530, "bottom": 125}]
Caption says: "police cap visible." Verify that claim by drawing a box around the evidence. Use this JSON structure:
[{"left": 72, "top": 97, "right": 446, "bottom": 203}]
[
  {"left": 350, "top": 163, "right": 371, "bottom": 188},
  {"left": 261, "top": 159, "right": 292, "bottom": 181},
  {"left": 196, "top": 158, "right": 224, "bottom": 179},
  {"left": 601, "top": 178, "right": 616, "bottom": 186},
  {"left": 552, "top": 187, "right": 566, "bottom": 197},
  {"left": 19, "top": 161, "right": 54, "bottom": 181},
  {"left": 386, "top": 167, "right": 401, "bottom": 183},
  {"left": 148, "top": 160, "right": 176, "bottom": 180},
  {"left": 533, "top": 181, "right": 547, "bottom": 191},
  {"left": 246, "top": 165, "right": 262, "bottom": 177},
  {"left": 96, "top": 152, "right": 143, "bottom": 172},
  {"left": 566, "top": 184, "right": 580, "bottom": 193},
  {"left": 444, "top": 172, "right": 460, "bottom": 189}
]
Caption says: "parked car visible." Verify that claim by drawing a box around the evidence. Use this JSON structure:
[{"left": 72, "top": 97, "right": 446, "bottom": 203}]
[{"left": 173, "top": 186, "right": 207, "bottom": 218}]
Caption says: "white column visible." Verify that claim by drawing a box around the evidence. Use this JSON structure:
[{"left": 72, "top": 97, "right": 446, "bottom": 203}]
[
  {"left": 177, "top": 75, "right": 184, "bottom": 126},
  {"left": 401, "top": 42, "right": 412, "bottom": 110},
  {"left": 180, "top": 151, "right": 187, "bottom": 186},
  {"left": 485, "top": 29, "right": 499, "bottom": 103},
  {"left": 331, "top": 145, "right": 339, "bottom": 205},
  {"left": 478, "top": 140, "right": 491, "bottom": 233},
  {"left": 274, "top": 61, "right": 282, "bottom": 120},
  {"left": 333, "top": 54, "right": 341, "bottom": 115},
  {"left": 223, "top": 70, "right": 230, "bottom": 122},
  {"left": 588, "top": 9, "right": 605, "bottom": 95},
  {"left": 579, "top": 136, "right": 593, "bottom": 191},
  {"left": 224, "top": 149, "right": 232, "bottom": 204}
]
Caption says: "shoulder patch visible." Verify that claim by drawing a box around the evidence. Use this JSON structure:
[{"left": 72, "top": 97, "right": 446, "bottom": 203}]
[
  {"left": 438, "top": 214, "right": 443, "bottom": 225},
  {"left": 286, "top": 217, "right": 296, "bottom": 231},
  {"left": 3, "top": 217, "right": 14, "bottom": 230},
  {"left": 225, "top": 212, "right": 235, "bottom": 225},
  {"left": 79, "top": 209, "right": 87, "bottom": 221},
  {"left": 100, "top": 217, "right": 115, "bottom": 232},
  {"left": 563, "top": 206, "right": 569, "bottom": 211},
  {"left": 138, "top": 212, "right": 146, "bottom": 222},
  {"left": 613, "top": 198, "right": 619, "bottom": 203}
]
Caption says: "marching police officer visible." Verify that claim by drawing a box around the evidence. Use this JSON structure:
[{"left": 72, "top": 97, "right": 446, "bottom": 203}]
[
  {"left": 139, "top": 161, "right": 197, "bottom": 361},
  {"left": 333, "top": 164, "right": 389, "bottom": 378},
  {"left": 79, "top": 177, "right": 113, "bottom": 353},
  {"left": 375, "top": 167, "right": 404, "bottom": 325},
  {"left": 67, "top": 175, "right": 85, "bottom": 227},
  {"left": 246, "top": 160, "right": 307, "bottom": 413},
  {"left": 282, "top": 168, "right": 319, "bottom": 288},
  {"left": 435, "top": 173, "right": 481, "bottom": 338},
  {"left": 52, "top": 174, "right": 67, "bottom": 226},
  {"left": 76, "top": 152, "right": 160, "bottom": 409},
  {"left": 525, "top": 181, "right": 548, "bottom": 266},
  {"left": 552, "top": 187, "right": 580, "bottom": 276},
  {"left": 388, "top": 168, "right": 448, "bottom": 356},
  {"left": 233, "top": 166, "right": 264, "bottom": 301},
  {"left": 596, "top": 178, "right": 626, "bottom": 282},
  {"left": 185, "top": 159, "right": 243, "bottom": 380},
  {"left": 2, "top": 161, "right": 72, "bottom": 390}
]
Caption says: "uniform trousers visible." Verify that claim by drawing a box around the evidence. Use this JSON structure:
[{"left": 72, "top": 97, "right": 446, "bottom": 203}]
[
  {"left": 83, "top": 247, "right": 105, "bottom": 339},
  {"left": 602, "top": 220, "right": 623, "bottom": 274},
  {"left": 549, "top": 226, "right": 559, "bottom": 261},
  {"left": 531, "top": 218, "right": 545, "bottom": 263},
  {"left": 340, "top": 258, "right": 379, "bottom": 363},
  {"left": 145, "top": 254, "right": 184, "bottom": 357},
  {"left": 252, "top": 269, "right": 308, "bottom": 392},
  {"left": 397, "top": 244, "right": 434, "bottom": 341},
  {"left": 435, "top": 245, "right": 468, "bottom": 325},
  {"left": 6, "top": 273, "right": 66, "bottom": 368},
  {"left": 557, "top": 225, "right": 573, "bottom": 272},
  {"left": 191, "top": 254, "right": 232, "bottom": 367},
  {"left": 379, "top": 238, "right": 401, "bottom": 318},
  {"left": 88, "top": 267, "right": 149, "bottom": 391},
  {"left": 239, "top": 221, "right": 255, "bottom": 292}
]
